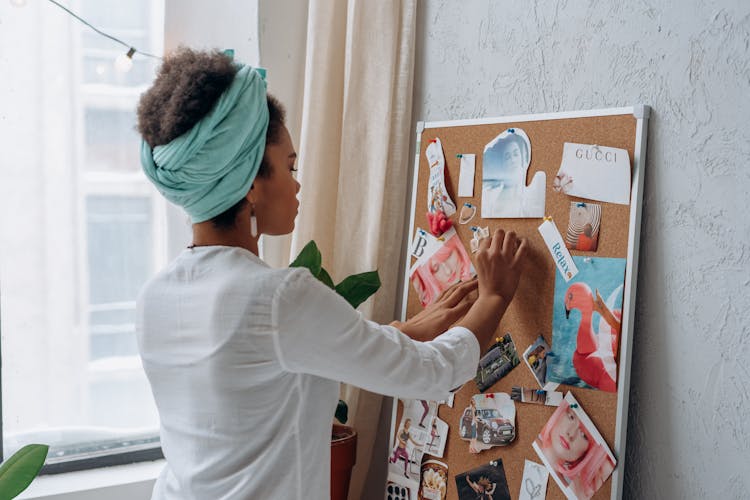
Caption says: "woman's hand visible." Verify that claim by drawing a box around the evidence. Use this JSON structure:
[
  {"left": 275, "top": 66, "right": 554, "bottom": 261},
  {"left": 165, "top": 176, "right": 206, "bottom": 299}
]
[
  {"left": 474, "top": 228, "right": 527, "bottom": 303},
  {"left": 454, "top": 228, "right": 528, "bottom": 350},
  {"left": 393, "top": 278, "right": 478, "bottom": 342}
]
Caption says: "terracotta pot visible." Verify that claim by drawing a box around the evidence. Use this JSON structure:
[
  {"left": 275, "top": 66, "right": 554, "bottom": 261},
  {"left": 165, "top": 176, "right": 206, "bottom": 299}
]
[{"left": 330, "top": 424, "right": 357, "bottom": 500}]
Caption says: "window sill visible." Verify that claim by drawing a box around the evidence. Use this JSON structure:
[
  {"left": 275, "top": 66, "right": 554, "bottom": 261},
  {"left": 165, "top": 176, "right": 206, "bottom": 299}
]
[{"left": 17, "top": 459, "right": 163, "bottom": 500}]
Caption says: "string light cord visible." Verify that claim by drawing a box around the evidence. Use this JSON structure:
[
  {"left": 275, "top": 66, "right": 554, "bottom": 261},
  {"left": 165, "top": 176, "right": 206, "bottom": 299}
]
[{"left": 46, "top": 0, "right": 161, "bottom": 60}]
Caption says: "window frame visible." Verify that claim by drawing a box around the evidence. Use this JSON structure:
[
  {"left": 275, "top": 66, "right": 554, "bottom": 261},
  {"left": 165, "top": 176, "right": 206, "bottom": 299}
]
[{"left": 0, "top": 0, "right": 173, "bottom": 475}]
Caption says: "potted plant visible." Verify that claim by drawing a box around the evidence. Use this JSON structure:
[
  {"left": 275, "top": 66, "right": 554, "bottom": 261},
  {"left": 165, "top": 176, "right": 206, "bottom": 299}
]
[
  {"left": 0, "top": 444, "right": 49, "bottom": 499},
  {"left": 290, "top": 241, "right": 381, "bottom": 500}
]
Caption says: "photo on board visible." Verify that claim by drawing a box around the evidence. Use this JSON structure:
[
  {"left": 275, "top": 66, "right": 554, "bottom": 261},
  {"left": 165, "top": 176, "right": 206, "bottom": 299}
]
[
  {"left": 388, "top": 399, "right": 432, "bottom": 485},
  {"left": 546, "top": 256, "right": 626, "bottom": 392},
  {"left": 423, "top": 416, "right": 449, "bottom": 458},
  {"left": 458, "top": 393, "right": 516, "bottom": 454},
  {"left": 532, "top": 393, "right": 616, "bottom": 500},
  {"left": 385, "top": 481, "right": 411, "bottom": 500},
  {"left": 409, "top": 228, "right": 474, "bottom": 307},
  {"left": 454, "top": 458, "right": 511, "bottom": 500},
  {"left": 474, "top": 333, "right": 520, "bottom": 392},
  {"left": 481, "top": 128, "right": 545, "bottom": 218},
  {"left": 565, "top": 202, "right": 602, "bottom": 252},
  {"left": 419, "top": 459, "right": 448, "bottom": 500},
  {"left": 522, "top": 335, "right": 551, "bottom": 388}
]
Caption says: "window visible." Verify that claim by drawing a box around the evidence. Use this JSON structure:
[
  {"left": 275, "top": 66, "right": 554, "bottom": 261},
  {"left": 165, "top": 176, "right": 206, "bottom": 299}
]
[{"left": 0, "top": 0, "right": 170, "bottom": 472}]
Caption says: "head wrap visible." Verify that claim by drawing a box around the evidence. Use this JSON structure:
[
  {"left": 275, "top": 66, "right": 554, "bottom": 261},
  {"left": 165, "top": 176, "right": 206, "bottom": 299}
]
[{"left": 140, "top": 64, "right": 269, "bottom": 223}]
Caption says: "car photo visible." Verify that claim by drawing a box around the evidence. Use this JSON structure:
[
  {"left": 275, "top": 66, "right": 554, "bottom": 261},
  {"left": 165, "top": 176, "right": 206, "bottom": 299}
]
[
  {"left": 475, "top": 408, "right": 515, "bottom": 445},
  {"left": 458, "top": 407, "right": 515, "bottom": 445}
]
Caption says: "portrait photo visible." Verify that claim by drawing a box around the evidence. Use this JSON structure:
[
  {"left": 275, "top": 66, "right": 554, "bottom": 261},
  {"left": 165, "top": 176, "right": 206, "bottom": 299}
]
[
  {"left": 532, "top": 394, "right": 616, "bottom": 500},
  {"left": 481, "top": 128, "right": 545, "bottom": 218}
]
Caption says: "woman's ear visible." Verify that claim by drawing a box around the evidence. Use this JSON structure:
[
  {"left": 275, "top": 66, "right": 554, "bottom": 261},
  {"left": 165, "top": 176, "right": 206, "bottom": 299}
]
[{"left": 246, "top": 184, "right": 258, "bottom": 205}]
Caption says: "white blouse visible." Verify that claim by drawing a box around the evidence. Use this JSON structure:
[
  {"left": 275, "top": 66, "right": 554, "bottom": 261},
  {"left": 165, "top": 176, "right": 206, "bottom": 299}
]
[{"left": 136, "top": 246, "right": 479, "bottom": 499}]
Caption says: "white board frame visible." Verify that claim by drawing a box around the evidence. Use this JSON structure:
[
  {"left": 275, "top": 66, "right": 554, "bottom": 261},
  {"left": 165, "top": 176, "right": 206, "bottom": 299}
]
[{"left": 391, "top": 105, "right": 650, "bottom": 500}]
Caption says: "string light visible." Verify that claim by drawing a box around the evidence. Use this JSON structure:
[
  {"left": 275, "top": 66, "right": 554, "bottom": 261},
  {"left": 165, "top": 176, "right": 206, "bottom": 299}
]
[
  {"left": 42, "top": 0, "right": 161, "bottom": 70},
  {"left": 114, "top": 47, "right": 136, "bottom": 73}
]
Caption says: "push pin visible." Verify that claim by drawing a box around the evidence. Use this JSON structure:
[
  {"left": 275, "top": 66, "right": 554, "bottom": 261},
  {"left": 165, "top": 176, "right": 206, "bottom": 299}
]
[
  {"left": 456, "top": 153, "right": 463, "bottom": 158},
  {"left": 577, "top": 202, "right": 586, "bottom": 207},
  {"left": 570, "top": 403, "right": 579, "bottom": 409}
]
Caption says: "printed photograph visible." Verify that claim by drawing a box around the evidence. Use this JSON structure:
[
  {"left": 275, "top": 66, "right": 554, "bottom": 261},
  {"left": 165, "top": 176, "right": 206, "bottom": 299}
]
[
  {"left": 565, "top": 202, "right": 602, "bottom": 252},
  {"left": 409, "top": 228, "right": 474, "bottom": 307},
  {"left": 547, "top": 257, "right": 625, "bottom": 392},
  {"left": 386, "top": 481, "right": 411, "bottom": 500},
  {"left": 423, "top": 416, "right": 448, "bottom": 458},
  {"left": 511, "top": 386, "right": 563, "bottom": 407},
  {"left": 388, "top": 400, "right": 432, "bottom": 483},
  {"left": 532, "top": 393, "right": 616, "bottom": 500},
  {"left": 454, "top": 458, "right": 511, "bottom": 500},
  {"left": 523, "top": 335, "right": 551, "bottom": 388},
  {"left": 419, "top": 460, "right": 448, "bottom": 500},
  {"left": 459, "top": 393, "right": 516, "bottom": 454},
  {"left": 481, "top": 128, "right": 545, "bottom": 218},
  {"left": 474, "top": 334, "right": 519, "bottom": 392}
]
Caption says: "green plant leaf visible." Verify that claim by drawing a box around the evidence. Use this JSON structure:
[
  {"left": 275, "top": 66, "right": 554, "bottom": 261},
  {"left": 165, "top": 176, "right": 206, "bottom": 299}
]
[
  {"left": 317, "top": 267, "right": 335, "bottom": 289},
  {"left": 289, "top": 241, "right": 322, "bottom": 277},
  {"left": 0, "top": 444, "right": 49, "bottom": 498},
  {"left": 335, "top": 271, "right": 381, "bottom": 309},
  {"left": 335, "top": 400, "right": 348, "bottom": 424}
]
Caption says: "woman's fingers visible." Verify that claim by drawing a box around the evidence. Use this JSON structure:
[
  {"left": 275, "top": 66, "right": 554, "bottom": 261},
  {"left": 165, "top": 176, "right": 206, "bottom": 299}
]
[
  {"left": 489, "top": 228, "right": 505, "bottom": 255},
  {"left": 441, "top": 278, "right": 478, "bottom": 307},
  {"left": 501, "top": 230, "right": 517, "bottom": 256},
  {"left": 512, "top": 237, "right": 528, "bottom": 267}
]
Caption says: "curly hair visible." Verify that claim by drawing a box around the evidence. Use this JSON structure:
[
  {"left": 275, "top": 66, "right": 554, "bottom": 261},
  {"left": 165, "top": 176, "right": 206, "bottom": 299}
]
[{"left": 137, "top": 47, "right": 287, "bottom": 229}]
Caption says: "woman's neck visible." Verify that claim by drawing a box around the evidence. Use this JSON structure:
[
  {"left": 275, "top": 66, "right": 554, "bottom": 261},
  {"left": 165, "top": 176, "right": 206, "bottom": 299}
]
[{"left": 191, "top": 217, "right": 259, "bottom": 256}]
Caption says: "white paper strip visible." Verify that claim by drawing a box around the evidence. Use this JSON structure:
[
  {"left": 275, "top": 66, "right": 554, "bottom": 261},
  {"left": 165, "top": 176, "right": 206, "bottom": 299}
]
[
  {"left": 538, "top": 218, "right": 579, "bottom": 282},
  {"left": 457, "top": 154, "right": 475, "bottom": 197}
]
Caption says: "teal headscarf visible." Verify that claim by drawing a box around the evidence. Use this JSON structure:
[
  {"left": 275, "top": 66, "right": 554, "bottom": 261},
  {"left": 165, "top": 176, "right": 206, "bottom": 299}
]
[{"left": 140, "top": 65, "right": 269, "bottom": 223}]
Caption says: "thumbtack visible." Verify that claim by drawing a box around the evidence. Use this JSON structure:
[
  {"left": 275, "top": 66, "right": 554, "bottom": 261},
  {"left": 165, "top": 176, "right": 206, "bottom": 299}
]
[
  {"left": 536, "top": 390, "right": 545, "bottom": 395},
  {"left": 508, "top": 128, "right": 515, "bottom": 133},
  {"left": 577, "top": 202, "right": 586, "bottom": 207},
  {"left": 570, "top": 403, "right": 579, "bottom": 409},
  {"left": 464, "top": 202, "right": 473, "bottom": 207},
  {"left": 429, "top": 138, "right": 437, "bottom": 144},
  {"left": 543, "top": 216, "right": 553, "bottom": 222},
  {"left": 456, "top": 153, "right": 463, "bottom": 158},
  {"left": 583, "top": 257, "right": 592, "bottom": 264}
]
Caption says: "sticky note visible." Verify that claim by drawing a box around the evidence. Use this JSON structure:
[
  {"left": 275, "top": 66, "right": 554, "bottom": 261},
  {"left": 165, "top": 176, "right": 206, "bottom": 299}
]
[{"left": 457, "top": 154, "right": 475, "bottom": 197}]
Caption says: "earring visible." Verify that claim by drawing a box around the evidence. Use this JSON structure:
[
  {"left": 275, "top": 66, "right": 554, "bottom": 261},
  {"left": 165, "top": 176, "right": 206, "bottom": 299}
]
[{"left": 250, "top": 204, "right": 258, "bottom": 238}]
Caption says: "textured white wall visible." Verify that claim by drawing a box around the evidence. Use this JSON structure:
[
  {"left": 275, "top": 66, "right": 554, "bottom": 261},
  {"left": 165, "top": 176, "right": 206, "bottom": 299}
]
[{"left": 411, "top": 1, "right": 750, "bottom": 498}]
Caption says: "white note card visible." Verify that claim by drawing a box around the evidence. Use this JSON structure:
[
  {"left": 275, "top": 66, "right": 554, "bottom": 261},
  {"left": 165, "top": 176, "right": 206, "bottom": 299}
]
[
  {"left": 538, "top": 218, "right": 578, "bottom": 282},
  {"left": 518, "top": 460, "right": 549, "bottom": 500},
  {"left": 555, "top": 142, "right": 631, "bottom": 205},
  {"left": 457, "top": 154, "right": 476, "bottom": 197}
]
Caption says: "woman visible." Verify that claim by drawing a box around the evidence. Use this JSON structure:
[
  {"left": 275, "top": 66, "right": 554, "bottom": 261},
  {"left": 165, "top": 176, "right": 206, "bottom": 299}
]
[
  {"left": 535, "top": 401, "right": 615, "bottom": 499},
  {"left": 135, "top": 48, "right": 527, "bottom": 499},
  {"left": 388, "top": 418, "right": 420, "bottom": 478}
]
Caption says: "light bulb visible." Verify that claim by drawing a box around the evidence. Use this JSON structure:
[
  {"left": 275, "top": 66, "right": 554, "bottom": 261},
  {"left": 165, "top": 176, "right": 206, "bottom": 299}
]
[
  {"left": 114, "top": 48, "right": 136, "bottom": 73},
  {"left": 10, "top": 0, "right": 28, "bottom": 7}
]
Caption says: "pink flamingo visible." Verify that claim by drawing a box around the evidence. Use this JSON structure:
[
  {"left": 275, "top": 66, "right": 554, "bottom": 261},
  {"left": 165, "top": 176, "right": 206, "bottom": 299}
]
[{"left": 563, "top": 282, "right": 622, "bottom": 393}]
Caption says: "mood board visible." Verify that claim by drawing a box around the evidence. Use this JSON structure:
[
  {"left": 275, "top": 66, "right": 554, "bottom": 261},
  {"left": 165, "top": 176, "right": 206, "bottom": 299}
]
[{"left": 386, "top": 106, "right": 650, "bottom": 500}]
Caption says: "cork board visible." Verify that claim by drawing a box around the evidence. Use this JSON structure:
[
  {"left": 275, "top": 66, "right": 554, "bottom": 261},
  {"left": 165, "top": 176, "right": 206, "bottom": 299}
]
[{"left": 389, "top": 108, "right": 649, "bottom": 500}]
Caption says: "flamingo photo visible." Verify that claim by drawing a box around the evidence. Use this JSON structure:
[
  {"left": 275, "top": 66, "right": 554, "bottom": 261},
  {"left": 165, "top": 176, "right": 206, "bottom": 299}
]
[{"left": 548, "top": 257, "right": 626, "bottom": 392}]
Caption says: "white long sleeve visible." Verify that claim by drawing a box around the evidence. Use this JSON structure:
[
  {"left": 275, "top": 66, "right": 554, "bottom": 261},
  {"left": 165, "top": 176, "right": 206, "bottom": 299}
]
[{"left": 136, "top": 246, "right": 479, "bottom": 500}]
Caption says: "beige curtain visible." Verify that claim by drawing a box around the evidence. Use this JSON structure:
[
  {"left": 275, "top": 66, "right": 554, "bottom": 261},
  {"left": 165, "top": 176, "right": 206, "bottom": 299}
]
[{"left": 291, "top": 0, "right": 417, "bottom": 497}]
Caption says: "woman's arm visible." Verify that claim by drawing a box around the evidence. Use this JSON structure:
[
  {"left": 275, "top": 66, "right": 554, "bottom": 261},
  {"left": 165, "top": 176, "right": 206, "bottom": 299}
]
[{"left": 456, "top": 228, "right": 527, "bottom": 351}]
